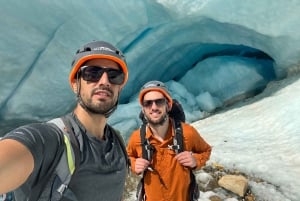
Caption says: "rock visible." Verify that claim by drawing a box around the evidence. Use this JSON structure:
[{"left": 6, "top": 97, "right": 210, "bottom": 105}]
[
  {"left": 245, "top": 194, "right": 256, "bottom": 201},
  {"left": 197, "top": 171, "right": 219, "bottom": 191},
  {"left": 218, "top": 174, "right": 248, "bottom": 197},
  {"left": 209, "top": 195, "right": 222, "bottom": 201},
  {"left": 212, "top": 162, "right": 225, "bottom": 171}
]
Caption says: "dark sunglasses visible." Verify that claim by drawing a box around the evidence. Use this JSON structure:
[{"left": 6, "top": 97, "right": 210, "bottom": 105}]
[
  {"left": 142, "top": 98, "right": 166, "bottom": 108},
  {"left": 79, "top": 66, "right": 125, "bottom": 85}
]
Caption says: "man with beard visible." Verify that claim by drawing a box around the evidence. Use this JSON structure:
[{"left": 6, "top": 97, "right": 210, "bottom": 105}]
[
  {"left": 126, "top": 80, "right": 212, "bottom": 201},
  {"left": 0, "top": 41, "right": 129, "bottom": 201}
]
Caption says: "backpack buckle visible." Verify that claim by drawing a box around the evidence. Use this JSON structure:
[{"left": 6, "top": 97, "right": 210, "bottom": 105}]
[
  {"left": 57, "top": 184, "right": 68, "bottom": 195},
  {"left": 144, "top": 140, "right": 155, "bottom": 161},
  {"left": 145, "top": 144, "right": 153, "bottom": 151},
  {"left": 168, "top": 144, "right": 180, "bottom": 151}
]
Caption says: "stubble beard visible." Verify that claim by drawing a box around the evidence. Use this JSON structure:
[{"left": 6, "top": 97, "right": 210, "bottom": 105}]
[
  {"left": 85, "top": 97, "right": 116, "bottom": 114},
  {"left": 146, "top": 113, "right": 168, "bottom": 126},
  {"left": 81, "top": 87, "right": 117, "bottom": 114}
]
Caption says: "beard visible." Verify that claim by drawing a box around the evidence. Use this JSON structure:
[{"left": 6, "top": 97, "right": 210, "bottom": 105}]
[
  {"left": 79, "top": 86, "right": 117, "bottom": 114},
  {"left": 145, "top": 113, "right": 168, "bottom": 126},
  {"left": 85, "top": 97, "right": 116, "bottom": 114}
]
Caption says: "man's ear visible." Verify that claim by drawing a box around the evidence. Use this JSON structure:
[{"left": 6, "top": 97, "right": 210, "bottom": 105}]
[
  {"left": 167, "top": 102, "right": 172, "bottom": 112},
  {"left": 71, "top": 79, "right": 78, "bottom": 94}
]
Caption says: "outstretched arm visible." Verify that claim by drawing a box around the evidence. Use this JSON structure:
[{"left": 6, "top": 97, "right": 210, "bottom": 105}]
[{"left": 0, "top": 139, "right": 34, "bottom": 194}]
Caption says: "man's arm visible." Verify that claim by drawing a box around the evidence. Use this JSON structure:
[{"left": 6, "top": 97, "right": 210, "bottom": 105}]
[{"left": 0, "top": 139, "right": 34, "bottom": 194}]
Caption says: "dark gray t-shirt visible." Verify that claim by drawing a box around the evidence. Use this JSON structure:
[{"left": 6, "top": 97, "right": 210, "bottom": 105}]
[{"left": 3, "top": 113, "right": 127, "bottom": 201}]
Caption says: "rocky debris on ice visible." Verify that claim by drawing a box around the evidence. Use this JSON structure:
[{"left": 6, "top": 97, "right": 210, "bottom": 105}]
[{"left": 124, "top": 163, "right": 263, "bottom": 201}]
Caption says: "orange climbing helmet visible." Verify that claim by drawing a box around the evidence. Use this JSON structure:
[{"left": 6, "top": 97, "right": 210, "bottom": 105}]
[{"left": 69, "top": 40, "right": 128, "bottom": 87}]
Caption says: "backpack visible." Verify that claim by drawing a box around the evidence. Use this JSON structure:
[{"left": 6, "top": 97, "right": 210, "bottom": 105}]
[
  {"left": 137, "top": 99, "right": 199, "bottom": 201},
  {"left": 1, "top": 116, "right": 129, "bottom": 201}
]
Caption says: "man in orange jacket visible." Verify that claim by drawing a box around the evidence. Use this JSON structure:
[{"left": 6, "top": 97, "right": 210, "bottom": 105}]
[{"left": 127, "top": 80, "right": 212, "bottom": 201}]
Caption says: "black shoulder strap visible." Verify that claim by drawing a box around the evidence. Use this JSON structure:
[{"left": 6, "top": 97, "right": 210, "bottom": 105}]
[
  {"left": 166, "top": 119, "right": 184, "bottom": 154},
  {"left": 173, "top": 119, "right": 199, "bottom": 200},
  {"left": 173, "top": 119, "right": 184, "bottom": 153},
  {"left": 172, "top": 119, "right": 199, "bottom": 200},
  {"left": 140, "top": 124, "right": 155, "bottom": 161},
  {"left": 140, "top": 124, "right": 147, "bottom": 160},
  {"left": 140, "top": 120, "right": 183, "bottom": 161}
]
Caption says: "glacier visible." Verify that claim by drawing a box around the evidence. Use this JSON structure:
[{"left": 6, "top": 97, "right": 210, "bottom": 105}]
[
  {"left": 0, "top": 0, "right": 300, "bottom": 200},
  {"left": 1, "top": 0, "right": 300, "bottom": 135}
]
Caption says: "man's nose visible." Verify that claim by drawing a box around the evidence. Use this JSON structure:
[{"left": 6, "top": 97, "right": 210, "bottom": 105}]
[{"left": 97, "top": 72, "right": 110, "bottom": 85}]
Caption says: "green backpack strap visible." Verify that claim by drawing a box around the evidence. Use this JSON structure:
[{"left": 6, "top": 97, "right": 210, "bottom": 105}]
[
  {"left": 28, "top": 118, "right": 72, "bottom": 201},
  {"left": 0, "top": 117, "right": 80, "bottom": 201},
  {"left": 47, "top": 117, "right": 80, "bottom": 197},
  {"left": 27, "top": 135, "right": 65, "bottom": 201},
  {"left": 61, "top": 116, "right": 81, "bottom": 175}
]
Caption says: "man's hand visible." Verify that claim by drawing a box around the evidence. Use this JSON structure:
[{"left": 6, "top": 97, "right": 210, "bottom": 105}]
[
  {"left": 134, "top": 158, "right": 150, "bottom": 174},
  {"left": 175, "top": 151, "right": 196, "bottom": 168}
]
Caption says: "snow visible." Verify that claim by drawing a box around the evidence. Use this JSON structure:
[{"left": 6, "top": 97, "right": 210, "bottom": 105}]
[{"left": 193, "top": 74, "right": 300, "bottom": 200}]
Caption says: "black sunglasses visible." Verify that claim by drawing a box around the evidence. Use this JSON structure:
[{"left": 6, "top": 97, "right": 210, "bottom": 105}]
[
  {"left": 79, "top": 66, "right": 125, "bottom": 85},
  {"left": 142, "top": 98, "right": 166, "bottom": 108}
]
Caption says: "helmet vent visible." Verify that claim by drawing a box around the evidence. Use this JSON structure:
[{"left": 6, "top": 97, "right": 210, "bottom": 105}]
[
  {"left": 76, "top": 47, "right": 92, "bottom": 54},
  {"left": 84, "top": 47, "right": 91, "bottom": 52}
]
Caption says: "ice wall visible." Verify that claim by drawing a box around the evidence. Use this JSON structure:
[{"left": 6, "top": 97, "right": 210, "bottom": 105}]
[{"left": 1, "top": 0, "right": 300, "bottom": 135}]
